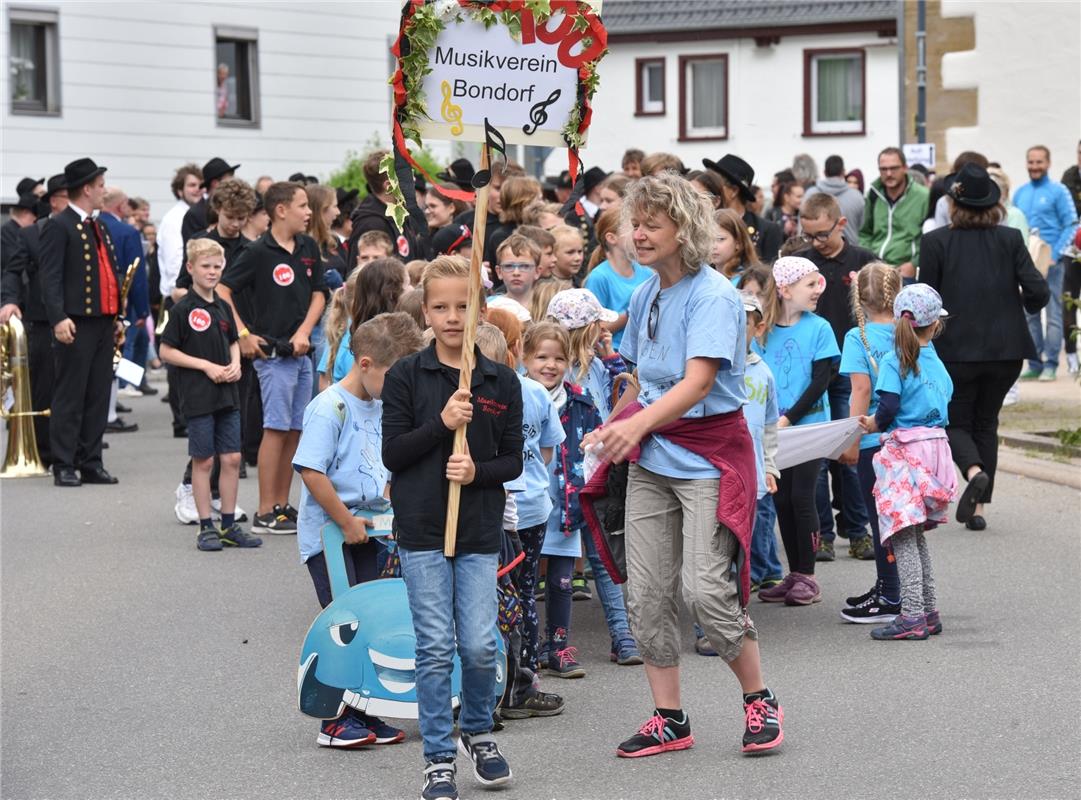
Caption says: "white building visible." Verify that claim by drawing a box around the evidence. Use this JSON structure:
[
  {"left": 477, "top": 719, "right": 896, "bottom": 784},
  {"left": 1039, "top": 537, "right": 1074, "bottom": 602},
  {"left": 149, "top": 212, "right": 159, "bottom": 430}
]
[
  {"left": 939, "top": 0, "right": 1081, "bottom": 196},
  {"left": 576, "top": 0, "right": 901, "bottom": 183},
  {"left": 2, "top": 1, "right": 403, "bottom": 216}
]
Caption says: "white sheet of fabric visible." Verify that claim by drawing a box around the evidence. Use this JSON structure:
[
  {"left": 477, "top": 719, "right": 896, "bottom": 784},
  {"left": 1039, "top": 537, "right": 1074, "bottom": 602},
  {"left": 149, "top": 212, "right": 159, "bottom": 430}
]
[{"left": 775, "top": 417, "right": 864, "bottom": 471}]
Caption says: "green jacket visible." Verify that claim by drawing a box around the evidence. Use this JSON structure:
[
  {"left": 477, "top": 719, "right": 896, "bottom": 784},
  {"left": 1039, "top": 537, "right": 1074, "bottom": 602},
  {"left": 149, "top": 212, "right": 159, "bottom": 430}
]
[{"left": 858, "top": 175, "right": 930, "bottom": 266}]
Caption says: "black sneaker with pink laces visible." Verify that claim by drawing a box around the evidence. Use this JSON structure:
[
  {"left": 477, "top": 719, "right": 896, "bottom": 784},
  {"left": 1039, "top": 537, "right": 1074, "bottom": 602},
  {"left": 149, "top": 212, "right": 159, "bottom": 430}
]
[
  {"left": 742, "top": 689, "right": 784, "bottom": 754},
  {"left": 616, "top": 710, "right": 694, "bottom": 758}
]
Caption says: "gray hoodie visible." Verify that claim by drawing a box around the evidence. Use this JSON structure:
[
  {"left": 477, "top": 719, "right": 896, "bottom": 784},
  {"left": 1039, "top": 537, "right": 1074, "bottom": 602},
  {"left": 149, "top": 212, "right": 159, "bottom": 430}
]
[{"left": 804, "top": 177, "right": 865, "bottom": 245}]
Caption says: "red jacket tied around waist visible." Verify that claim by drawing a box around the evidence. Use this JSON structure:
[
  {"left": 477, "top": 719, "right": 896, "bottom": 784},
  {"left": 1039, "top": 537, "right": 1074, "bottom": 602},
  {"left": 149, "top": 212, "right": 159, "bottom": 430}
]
[{"left": 579, "top": 401, "right": 758, "bottom": 606}]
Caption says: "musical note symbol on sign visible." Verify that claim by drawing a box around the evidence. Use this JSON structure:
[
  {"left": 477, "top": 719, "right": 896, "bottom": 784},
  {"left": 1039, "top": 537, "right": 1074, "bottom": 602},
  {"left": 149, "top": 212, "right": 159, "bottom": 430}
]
[
  {"left": 440, "top": 80, "right": 464, "bottom": 136},
  {"left": 522, "top": 89, "right": 561, "bottom": 136},
  {"left": 471, "top": 119, "right": 509, "bottom": 189}
]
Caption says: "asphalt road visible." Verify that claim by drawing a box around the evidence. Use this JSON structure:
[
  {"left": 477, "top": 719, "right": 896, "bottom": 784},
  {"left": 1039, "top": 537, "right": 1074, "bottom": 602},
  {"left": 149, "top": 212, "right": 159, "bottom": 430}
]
[{"left": 2, "top": 377, "right": 1079, "bottom": 800}]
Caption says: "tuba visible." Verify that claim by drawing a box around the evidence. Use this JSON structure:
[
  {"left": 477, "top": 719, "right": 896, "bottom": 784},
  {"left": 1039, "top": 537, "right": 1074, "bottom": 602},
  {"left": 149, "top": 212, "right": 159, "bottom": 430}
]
[{"left": 0, "top": 316, "right": 50, "bottom": 478}]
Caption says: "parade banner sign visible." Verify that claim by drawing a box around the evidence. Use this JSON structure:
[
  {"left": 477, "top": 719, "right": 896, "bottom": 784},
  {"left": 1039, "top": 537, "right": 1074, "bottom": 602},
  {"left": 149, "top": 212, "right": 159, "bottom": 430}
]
[{"left": 387, "top": 0, "right": 607, "bottom": 218}]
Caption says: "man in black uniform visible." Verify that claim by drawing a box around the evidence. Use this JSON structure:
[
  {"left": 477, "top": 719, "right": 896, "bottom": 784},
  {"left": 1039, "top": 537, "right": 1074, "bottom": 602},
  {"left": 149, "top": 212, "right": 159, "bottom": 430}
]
[
  {"left": 181, "top": 156, "right": 240, "bottom": 245},
  {"left": 703, "top": 154, "right": 784, "bottom": 264},
  {"left": 2, "top": 175, "right": 69, "bottom": 465},
  {"left": 39, "top": 158, "right": 122, "bottom": 487}
]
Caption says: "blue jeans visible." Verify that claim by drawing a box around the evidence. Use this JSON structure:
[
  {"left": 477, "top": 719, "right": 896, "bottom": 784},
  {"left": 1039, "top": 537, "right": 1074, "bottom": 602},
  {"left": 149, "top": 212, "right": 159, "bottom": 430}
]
[
  {"left": 817, "top": 373, "right": 869, "bottom": 542},
  {"left": 582, "top": 530, "right": 633, "bottom": 645},
  {"left": 399, "top": 548, "right": 499, "bottom": 762},
  {"left": 119, "top": 319, "right": 149, "bottom": 388},
  {"left": 1027, "top": 256, "right": 1065, "bottom": 371},
  {"left": 749, "top": 494, "right": 783, "bottom": 584}
]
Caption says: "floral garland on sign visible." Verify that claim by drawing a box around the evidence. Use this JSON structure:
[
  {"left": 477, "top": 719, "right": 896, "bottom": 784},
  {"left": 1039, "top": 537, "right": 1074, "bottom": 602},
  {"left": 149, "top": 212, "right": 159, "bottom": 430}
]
[{"left": 385, "top": 0, "right": 606, "bottom": 228}]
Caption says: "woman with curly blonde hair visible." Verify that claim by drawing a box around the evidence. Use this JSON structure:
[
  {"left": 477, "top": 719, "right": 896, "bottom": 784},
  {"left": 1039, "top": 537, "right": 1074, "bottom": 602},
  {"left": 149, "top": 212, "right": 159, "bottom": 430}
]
[{"left": 583, "top": 171, "right": 784, "bottom": 760}]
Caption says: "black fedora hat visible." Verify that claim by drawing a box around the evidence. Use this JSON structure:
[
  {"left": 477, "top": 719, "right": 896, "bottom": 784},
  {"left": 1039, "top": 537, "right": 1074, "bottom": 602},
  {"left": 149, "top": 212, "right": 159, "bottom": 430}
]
[
  {"left": 436, "top": 158, "right": 475, "bottom": 190},
  {"left": 335, "top": 187, "right": 359, "bottom": 207},
  {"left": 43, "top": 174, "right": 66, "bottom": 199},
  {"left": 13, "top": 192, "right": 39, "bottom": 211},
  {"left": 544, "top": 170, "right": 573, "bottom": 191},
  {"left": 582, "top": 166, "right": 610, "bottom": 194},
  {"left": 702, "top": 154, "right": 756, "bottom": 202},
  {"left": 16, "top": 177, "right": 43, "bottom": 197},
  {"left": 943, "top": 163, "right": 1001, "bottom": 209},
  {"left": 201, "top": 157, "right": 240, "bottom": 187},
  {"left": 63, "top": 158, "right": 107, "bottom": 191}
]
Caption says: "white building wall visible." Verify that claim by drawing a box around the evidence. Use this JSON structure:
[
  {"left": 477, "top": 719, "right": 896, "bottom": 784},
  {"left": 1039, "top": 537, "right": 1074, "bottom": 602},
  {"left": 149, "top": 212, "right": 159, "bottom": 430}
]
[
  {"left": 940, "top": 0, "right": 1081, "bottom": 197},
  {"left": 570, "top": 31, "right": 899, "bottom": 183},
  {"left": 1, "top": 0, "right": 403, "bottom": 218}
]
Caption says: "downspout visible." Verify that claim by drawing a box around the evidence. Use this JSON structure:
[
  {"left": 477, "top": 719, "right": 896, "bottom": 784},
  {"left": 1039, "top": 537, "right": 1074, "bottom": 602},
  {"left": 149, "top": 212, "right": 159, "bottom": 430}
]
[{"left": 897, "top": 0, "right": 906, "bottom": 145}]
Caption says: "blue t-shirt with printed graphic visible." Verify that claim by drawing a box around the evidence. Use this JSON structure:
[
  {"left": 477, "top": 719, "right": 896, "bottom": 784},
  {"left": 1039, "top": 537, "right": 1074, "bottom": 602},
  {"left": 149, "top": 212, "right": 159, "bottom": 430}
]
[
  {"left": 840, "top": 322, "right": 895, "bottom": 449},
  {"left": 753, "top": 311, "right": 839, "bottom": 426},
  {"left": 512, "top": 374, "right": 566, "bottom": 529},
  {"left": 621, "top": 267, "right": 746, "bottom": 479},
  {"left": 292, "top": 384, "right": 388, "bottom": 563},
  {"left": 317, "top": 328, "right": 354, "bottom": 383},
  {"left": 874, "top": 345, "right": 953, "bottom": 431},
  {"left": 743, "top": 355, "right": 778, "bottom": 498},
  {"left": 584, "top": 259, "right": 652, "bottom": 350}
]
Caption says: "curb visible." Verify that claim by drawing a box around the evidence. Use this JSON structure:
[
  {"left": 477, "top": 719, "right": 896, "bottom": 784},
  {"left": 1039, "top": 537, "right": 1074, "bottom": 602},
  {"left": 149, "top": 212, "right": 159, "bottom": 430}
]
[
  {"left": 996, "top": 446, "right": 1081, "bottom": 490},
  {"left": 999, "top": 428, "right": 1081, "bottom": 459}
]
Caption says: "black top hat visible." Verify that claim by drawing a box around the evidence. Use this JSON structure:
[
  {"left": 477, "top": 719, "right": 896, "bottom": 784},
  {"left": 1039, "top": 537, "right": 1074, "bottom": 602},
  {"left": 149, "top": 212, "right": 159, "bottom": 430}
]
[
  {"left": 62, "top": 158, "right": 107, "bottom": 191},
  {"left": 431, "top": 223, "right": 472, "bottom": 256},
  {"left": 335, "top": 187, "right": 359, "bottom": 207},
  {"left": 13, "top": 193, "right": 39, "bottom": 211},
  {"left": 702, "top": 154, "right": 756, "bottom": 203},
  {"left": 16, "top": 177, "right": 43, "bottom": 197},
  {"left": 436, "top": 158, "right": 475, "bottom": 190},
  {"left": 43, "top": 174, "right": 66, "bottom": 199},
  {"left": 943, "top": 163, "right": 1001, "bottom": 209},
  {"left": 582, "top": 166, "right": 610, "bottom": 194},
  {"left": 201, "top": 157, "right": 240, "bottom": 188}
]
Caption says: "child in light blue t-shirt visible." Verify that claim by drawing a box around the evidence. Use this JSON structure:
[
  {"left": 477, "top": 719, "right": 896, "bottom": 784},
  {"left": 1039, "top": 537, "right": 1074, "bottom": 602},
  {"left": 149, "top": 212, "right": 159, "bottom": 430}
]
[
  {"left": 291, "top": 312, "right": 424, "bottom": 750},
  {"left": 754, "top": 257, "right": 839, "bottom": 606},
  {"left": 838, "top": 263, "right": 903, "bottom": 622}
]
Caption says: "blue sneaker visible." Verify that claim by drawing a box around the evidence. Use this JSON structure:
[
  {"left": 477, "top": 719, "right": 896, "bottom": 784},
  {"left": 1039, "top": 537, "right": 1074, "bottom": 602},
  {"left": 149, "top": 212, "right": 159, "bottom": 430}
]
[
  {"left": 610, "top": 635, "right": 643, "bottom": 665},
  {"left": 219, "top": 524, "right": 263, "bottom": 548},
  {"left": 317, "top": 711, "right": 376, "bottom": 748},
  {"left": 357, "top": 713, "right": 404, "bottom": 744},
  {"left": 421, "top": 761, "right": 458, "bottom": 800},
  {"left": 871, "top": 614, "right": 929, "bottom": 640},
  {"left": 458, "top": 732, "right": 512, "bottom": 786}
]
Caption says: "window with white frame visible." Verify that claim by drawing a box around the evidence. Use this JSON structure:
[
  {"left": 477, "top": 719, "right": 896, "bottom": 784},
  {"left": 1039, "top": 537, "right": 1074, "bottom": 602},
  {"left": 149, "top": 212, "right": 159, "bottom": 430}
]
[
  {"left": 636, "top": 58, "right": 664, "bottom": 116},
  {"left": 807, "top": 50, "right": 864, "bottom": 135},
  {"left": 680, "top": 55, "right": 727, "bottom": 140},
  {"left": 215, "top": 26, "right": 260, "bottom": 126},
  {"left": 9, "top": 8, "right": 60, "bottom": 115}
]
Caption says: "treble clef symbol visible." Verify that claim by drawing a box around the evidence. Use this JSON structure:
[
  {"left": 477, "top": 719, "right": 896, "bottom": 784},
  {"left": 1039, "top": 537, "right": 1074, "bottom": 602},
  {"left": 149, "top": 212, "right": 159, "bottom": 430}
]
[
  {"left": 440, "top": 80, "right": 464, "bottom": 136},
  {"left": 522, "top": 89, "right": 561, "bottom": 136}
]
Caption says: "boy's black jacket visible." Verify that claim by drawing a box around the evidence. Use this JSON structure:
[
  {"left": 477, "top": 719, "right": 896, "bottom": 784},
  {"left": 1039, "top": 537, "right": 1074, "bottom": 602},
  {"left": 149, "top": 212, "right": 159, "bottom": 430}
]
[{"left": 382, "top": 342, "right": 524, "bottom": 554}]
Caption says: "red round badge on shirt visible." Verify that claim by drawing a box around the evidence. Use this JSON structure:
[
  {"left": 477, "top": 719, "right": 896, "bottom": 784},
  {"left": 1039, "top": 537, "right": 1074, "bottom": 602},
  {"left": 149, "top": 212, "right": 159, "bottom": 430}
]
[
  {"left": 188, "top": 308, "right": 212, "bottom": 332},
  {"left": 273, "top": 264, "right": 295, "bottom": 286},
  {"left": 396, "top": 235, "right": 410, "bottom": 257}
]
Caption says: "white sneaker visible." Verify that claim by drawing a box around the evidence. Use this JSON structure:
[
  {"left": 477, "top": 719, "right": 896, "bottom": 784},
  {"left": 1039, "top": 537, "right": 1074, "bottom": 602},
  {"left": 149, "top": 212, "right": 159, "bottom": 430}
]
[
  {"left": 211, "top": 496, "right": 249, "bottom": 523},
  {"left": 1002, "top": 383, "right": 1020, "bottom": 407},
  {"left": 1068, "top": 353, "right": 1079, "bottom": 375},
  {"left": 174, "top": 482, "right": 199, "bottom": 525},
  {"left": 118, "top": 385, "right": 144, "bottom": 398}
]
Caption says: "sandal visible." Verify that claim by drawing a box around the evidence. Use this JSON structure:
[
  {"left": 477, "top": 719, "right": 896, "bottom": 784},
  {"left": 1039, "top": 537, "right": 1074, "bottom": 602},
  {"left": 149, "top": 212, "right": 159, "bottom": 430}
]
[{"left": 501, "top": 690, "right": 565, "bottom": 719}]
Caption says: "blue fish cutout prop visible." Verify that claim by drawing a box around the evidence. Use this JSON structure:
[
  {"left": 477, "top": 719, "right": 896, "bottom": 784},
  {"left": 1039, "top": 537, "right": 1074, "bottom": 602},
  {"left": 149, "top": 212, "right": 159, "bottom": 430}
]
[{"left": 298, "top": 513, "right": 506, "bottom": 720}]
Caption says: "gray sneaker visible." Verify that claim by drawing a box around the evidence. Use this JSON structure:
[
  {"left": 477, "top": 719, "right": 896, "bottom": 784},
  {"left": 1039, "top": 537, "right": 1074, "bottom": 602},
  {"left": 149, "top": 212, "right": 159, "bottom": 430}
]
[{"left": 1038, "top": 366, "right": 1057, "bottom": 382}]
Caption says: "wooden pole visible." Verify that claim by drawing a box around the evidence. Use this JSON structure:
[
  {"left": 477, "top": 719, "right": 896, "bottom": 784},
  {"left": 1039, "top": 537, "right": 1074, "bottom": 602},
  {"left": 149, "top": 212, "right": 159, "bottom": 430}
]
[{"left": 444, "top": 146, "right": 490, "bottom": 557}]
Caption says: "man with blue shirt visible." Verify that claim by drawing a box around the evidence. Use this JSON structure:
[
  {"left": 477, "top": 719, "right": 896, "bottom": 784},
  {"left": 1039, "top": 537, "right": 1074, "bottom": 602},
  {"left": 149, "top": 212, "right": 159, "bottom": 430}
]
[{"left": 1013, "top": 145, "right": 1080, "bottom": 381}]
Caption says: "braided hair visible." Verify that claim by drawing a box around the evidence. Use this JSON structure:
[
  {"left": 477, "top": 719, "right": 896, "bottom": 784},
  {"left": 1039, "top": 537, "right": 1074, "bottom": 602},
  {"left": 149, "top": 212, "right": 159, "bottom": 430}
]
[{"left": 850, "top": 262, "right": 900, "bottom": 373}]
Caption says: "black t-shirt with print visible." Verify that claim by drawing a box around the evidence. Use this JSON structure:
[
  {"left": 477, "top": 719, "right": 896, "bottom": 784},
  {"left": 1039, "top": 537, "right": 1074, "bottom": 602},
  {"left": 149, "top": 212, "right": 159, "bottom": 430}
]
[
  {"left": 220, "top": 229, "right": 326, "bottom": 341},
  {"left": 796, "top": 242, "right": 878, "bottom": 347},
  {"left": 161, "top": 291, "right": 239, "bottom": 418}
]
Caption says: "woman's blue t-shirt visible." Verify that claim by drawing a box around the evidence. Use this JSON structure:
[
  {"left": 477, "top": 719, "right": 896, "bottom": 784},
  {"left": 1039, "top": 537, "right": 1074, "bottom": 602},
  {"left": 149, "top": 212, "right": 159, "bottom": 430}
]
[
  {"left": 620, "top": 267, "right": 746, "bottom": 479},
  {"left": 840, "top": 322, "right": 894, "bottom": 449},
  {"left": 584, "top": 259, "right": 652, "bottom": 350},
  {"left": 875, "top": 345, "right": 954, "bottom": 432},
  {"left": 753, "top": 311, "right": 839, "bottom": 426}
]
